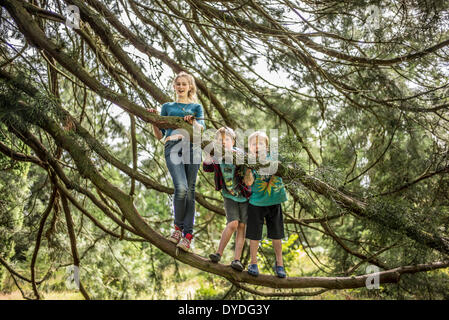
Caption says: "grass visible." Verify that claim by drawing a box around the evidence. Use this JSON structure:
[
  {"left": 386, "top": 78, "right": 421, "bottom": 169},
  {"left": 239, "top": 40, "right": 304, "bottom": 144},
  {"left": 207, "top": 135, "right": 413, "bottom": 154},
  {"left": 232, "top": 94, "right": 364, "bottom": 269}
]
[{"left": 0, "top": 291, "right": 84, "bottom": 300}]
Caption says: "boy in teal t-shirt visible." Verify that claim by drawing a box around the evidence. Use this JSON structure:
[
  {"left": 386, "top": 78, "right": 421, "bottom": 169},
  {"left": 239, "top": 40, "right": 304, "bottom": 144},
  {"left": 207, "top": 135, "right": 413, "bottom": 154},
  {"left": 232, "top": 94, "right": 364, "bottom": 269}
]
[
  {"left": 247, "top": 159, "right": 287, "bottom": 206},
  {"left": 244, "top": 131, "right": 288, "bottom": 278}
]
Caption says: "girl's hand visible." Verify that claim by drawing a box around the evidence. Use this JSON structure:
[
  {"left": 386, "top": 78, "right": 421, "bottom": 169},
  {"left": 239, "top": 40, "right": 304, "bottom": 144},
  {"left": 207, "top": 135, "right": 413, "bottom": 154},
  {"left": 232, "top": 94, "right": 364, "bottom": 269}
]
[
  {"left": 184, "top": 115, "right": 195, "bottom": 124},
  {"left": 147, "top": 108, "right": 158, "bottom": 114}
]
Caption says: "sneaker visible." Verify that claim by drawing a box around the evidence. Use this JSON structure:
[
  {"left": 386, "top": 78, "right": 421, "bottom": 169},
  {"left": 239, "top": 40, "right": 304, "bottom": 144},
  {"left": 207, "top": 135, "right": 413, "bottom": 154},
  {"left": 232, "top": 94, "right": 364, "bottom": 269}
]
[
  {"left": 231, "top": 260, "right": 244, "bottom": 272},
  {"left": 169, "top": 228, "right": 182, "bottom": 244},
  {"left": 177, "top": 233, "right": 193, "bottom": 252},
  {"left": 247, "top": 264, "right": 259, "bottom": 277},
  {"left": 274, "top": 263, "right": 286, "bottom": 278},
  {"left": 209, "top": 253, "right": 221, "bottom": 263}
]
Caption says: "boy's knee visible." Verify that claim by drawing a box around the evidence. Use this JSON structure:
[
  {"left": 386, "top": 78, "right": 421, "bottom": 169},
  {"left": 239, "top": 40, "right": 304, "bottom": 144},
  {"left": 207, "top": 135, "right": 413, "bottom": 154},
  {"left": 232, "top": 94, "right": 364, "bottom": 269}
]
[
  {"left": 227, "top": 220, "right": 239, "bottom": 231},
  {"left": 249, "top": 239, "right": 260, "bottom": 248}
]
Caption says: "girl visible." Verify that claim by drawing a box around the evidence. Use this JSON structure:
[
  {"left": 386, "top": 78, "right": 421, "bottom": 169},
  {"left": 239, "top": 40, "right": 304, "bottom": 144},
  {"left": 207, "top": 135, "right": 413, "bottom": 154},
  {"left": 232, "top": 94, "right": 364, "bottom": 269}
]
[{"left": 148, "top": 72, "right": 205, "bottom": 252}]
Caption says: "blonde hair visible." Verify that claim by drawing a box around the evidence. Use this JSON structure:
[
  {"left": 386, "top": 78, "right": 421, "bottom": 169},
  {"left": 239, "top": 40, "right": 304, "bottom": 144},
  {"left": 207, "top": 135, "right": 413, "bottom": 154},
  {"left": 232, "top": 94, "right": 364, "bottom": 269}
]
[
  {"left": 215, "top": 127, "right": 236, "bottom": 142},
  {"left": 248, "top": 131, "right": 269, "bottom": 148},
  {"left": 172, "top": 71, "right": 198, "bottom": 103}
]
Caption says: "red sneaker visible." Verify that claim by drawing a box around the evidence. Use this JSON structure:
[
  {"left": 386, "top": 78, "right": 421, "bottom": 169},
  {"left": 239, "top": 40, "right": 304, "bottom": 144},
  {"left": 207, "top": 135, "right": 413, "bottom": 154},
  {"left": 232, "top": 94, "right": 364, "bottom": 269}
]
[
  {"left": 177, "top": 233, "right": 193, "bottom": 252},
  {"left": 169, "top": 226, "right": 182, "bottom": 244}
]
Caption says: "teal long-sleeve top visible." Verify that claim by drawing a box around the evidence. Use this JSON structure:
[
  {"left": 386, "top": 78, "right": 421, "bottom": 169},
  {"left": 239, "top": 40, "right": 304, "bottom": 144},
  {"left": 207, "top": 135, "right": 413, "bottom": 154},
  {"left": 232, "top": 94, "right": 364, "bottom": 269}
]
[{"left": 159, "top": 102, "right": 206, "bottom": 138}]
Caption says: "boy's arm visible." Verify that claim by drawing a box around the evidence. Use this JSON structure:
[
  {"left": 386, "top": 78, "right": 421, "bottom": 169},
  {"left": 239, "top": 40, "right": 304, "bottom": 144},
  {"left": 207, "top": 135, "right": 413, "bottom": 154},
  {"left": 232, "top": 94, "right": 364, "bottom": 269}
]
[{"left": 243, "top": 168, "right": 254, "bottom": 186}]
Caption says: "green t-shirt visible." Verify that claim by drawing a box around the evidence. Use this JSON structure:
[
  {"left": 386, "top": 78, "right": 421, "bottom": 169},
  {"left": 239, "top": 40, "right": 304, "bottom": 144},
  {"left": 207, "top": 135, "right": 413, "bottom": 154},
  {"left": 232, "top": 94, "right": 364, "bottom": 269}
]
[
  {"left": 249, "top": 154, "right": 287, "bottom": 206},
  {"left": 218, "top": 147, "right": 247, "bottom": 203},
  {"left": 219, "top": 163, "right": 248, "bottom": 203}
]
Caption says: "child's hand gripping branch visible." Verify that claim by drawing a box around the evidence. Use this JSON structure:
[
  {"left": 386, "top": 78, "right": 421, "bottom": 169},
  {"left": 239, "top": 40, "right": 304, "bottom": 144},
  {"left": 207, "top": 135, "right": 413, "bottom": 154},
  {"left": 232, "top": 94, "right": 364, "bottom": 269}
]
[
  {"left": 184, "top": 114, "right": 204, "bottom": 132},
  {"left": 146, "top": 109, "right": 203, "bottom": 142}
]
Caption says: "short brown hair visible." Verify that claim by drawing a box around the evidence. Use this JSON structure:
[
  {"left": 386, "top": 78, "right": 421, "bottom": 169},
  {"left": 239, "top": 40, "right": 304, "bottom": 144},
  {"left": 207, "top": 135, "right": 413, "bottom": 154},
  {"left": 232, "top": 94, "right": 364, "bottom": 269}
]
[{"left": 215, "top": 127, "right": 236, "bottom": 141}]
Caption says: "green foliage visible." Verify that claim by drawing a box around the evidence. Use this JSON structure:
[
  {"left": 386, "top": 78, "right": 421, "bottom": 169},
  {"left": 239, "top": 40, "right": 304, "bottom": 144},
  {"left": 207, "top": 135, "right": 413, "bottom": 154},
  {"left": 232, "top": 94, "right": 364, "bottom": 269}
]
[
  {"left": 1, "top": 0, "right": 449, "bottom": 300},
  {"left": 0, "top": 138, "right": 30, "bottom": 288},
  {"left": 193, "top": 283, "right": 222, "bottom": 300}
]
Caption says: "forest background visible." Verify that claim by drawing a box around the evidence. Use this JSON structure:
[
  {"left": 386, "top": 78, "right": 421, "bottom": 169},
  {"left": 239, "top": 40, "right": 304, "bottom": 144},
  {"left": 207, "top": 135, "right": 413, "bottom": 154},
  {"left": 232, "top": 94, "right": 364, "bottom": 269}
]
[{"left": 0, "top": 0, "right": 449, "bottom": 300}]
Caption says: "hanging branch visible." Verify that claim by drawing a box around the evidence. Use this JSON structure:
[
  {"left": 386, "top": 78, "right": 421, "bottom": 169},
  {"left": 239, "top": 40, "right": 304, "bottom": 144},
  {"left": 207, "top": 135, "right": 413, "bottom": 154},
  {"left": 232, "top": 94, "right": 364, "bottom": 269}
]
[
  {"left": 60, "top": 193, "right": 91, "bottom": 300},
  {"left": 30, "top": 182, "right": 58, "bottom": 300}
]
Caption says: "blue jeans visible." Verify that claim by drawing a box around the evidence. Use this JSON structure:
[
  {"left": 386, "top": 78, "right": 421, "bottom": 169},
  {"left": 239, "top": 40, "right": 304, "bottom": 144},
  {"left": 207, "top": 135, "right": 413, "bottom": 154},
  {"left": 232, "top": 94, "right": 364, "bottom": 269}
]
[{"left": 164, "top": 139, "right": 201, "bottom": 236}]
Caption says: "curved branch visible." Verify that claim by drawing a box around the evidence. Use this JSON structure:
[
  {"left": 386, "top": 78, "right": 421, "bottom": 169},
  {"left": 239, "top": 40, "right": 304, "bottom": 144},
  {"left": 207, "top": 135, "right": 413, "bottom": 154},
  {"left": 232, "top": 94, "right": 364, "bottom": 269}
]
[
  {"left": 229, "top": 279, "right": 330, "bottom": 297},
  {"left": 30, "top": 181, "right": 58, "bottom": 300},
  {"left": 60, "top": 193, "right": 91, "bottom": 300}
]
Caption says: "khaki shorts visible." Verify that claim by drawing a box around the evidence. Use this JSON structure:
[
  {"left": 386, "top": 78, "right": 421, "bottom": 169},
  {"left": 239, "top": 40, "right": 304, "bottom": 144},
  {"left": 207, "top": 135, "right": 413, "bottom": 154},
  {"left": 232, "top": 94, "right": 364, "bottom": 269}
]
[{"left": 223, "top": 197, "right": 248, "bottom": 224}]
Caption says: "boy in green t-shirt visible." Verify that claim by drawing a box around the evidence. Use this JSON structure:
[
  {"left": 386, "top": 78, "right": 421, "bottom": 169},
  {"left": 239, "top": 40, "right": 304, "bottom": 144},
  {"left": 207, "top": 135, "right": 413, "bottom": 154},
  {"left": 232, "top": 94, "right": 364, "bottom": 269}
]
[
  {"left": 203, "top": 127, "right": 251, "bottom": 271},
  {"left": 244, "top": 131, "right": 287, "bottom": 278}
]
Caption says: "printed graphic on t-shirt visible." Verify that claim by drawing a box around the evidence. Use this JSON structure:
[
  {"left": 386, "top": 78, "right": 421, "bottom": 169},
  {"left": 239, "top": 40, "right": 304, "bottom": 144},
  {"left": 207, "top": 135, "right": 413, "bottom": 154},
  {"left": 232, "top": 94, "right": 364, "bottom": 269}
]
[
  {"left": 221, "top": 164, "right": 237, "bottom": 196},
  {"left": 255, "top": 176, "right": 280, "bottom": 196}
]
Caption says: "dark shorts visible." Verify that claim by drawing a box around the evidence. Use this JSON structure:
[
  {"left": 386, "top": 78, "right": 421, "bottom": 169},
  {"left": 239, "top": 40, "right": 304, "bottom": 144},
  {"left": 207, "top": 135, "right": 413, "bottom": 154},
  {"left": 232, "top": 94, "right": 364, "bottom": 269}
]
[
  {"left": 246, "top": 203, "right": 285, "bottom": 240},
  {"left": 223, "top": 197, "right": 248, "bottom": 224}
]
